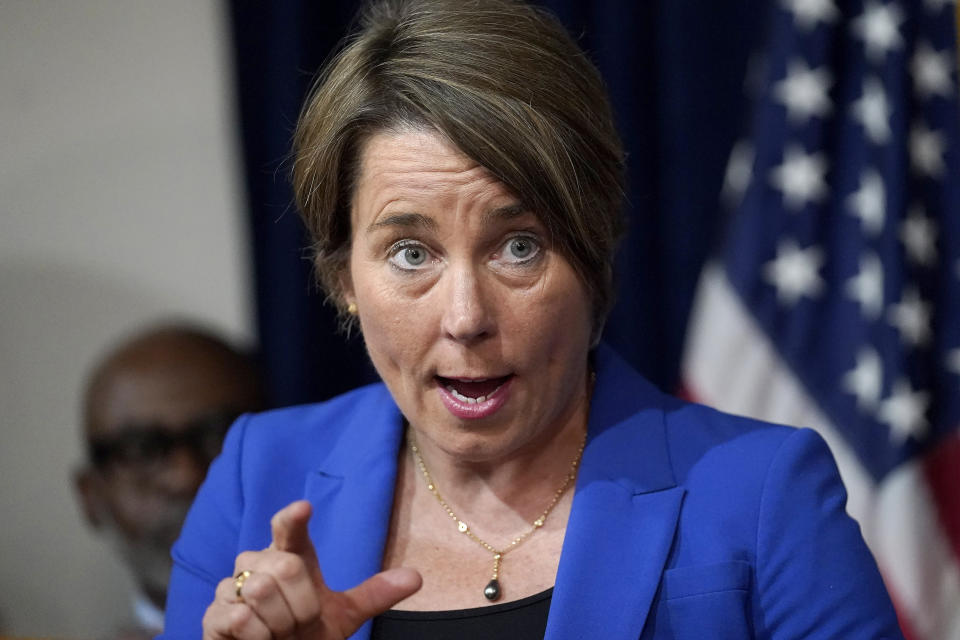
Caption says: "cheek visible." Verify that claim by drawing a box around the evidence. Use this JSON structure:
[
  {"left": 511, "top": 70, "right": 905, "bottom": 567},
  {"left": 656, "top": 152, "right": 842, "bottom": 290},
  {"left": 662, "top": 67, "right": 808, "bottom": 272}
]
[
  {"left": 511, "top": 269, "right": 592, "bottom": 353},
  {"left": 355, "top": 275, "right": 431, "bottom": 368},
  {"left": 98, "top": 483, "right": 158, "bottom": 537}
]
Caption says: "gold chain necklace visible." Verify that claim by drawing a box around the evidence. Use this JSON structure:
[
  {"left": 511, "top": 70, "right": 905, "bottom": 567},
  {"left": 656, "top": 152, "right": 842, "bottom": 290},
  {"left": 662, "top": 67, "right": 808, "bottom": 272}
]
[{"left": 408, "top": 430, "right": 586, "bottom": 602}]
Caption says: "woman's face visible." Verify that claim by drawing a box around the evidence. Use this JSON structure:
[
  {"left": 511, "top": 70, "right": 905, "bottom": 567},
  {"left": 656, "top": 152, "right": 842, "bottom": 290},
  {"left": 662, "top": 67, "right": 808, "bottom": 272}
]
[{"left": 344, "top": 129, "right": 593, "bottom": 462}]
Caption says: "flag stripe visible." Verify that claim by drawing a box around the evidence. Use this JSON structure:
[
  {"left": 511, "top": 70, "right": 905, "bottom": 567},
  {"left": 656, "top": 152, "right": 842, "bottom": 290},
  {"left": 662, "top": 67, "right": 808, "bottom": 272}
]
[
  {"left": 922, "top": 433, "right": 960, "bottom": 566},
  {"left": 873, "top": 458, "right": 960, "bottom": 640}
]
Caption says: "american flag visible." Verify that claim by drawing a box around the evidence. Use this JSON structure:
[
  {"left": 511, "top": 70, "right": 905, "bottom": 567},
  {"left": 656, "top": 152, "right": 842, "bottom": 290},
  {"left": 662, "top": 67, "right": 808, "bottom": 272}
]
[{"left": 682, "top": 0, "right": 959, "bottom": 637}]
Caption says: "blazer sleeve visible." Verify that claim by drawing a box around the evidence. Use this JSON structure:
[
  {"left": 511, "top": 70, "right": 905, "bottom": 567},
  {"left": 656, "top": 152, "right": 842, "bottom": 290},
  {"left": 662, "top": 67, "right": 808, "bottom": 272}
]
[
  {"left": 159, "top": 414, "right": 251, "bottom": 638},
  {"left": 755, "top": 427, "right": 903, "bottom": 639}
]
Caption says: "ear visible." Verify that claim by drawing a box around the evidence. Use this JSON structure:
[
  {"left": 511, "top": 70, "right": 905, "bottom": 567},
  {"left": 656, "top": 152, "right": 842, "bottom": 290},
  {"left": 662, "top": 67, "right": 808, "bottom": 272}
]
[
  {"left": 73, "top": 466, "right": 106, "bottom": 530},
  {"left": 339, "top": 267, "right": 356, "bottom": 310}
]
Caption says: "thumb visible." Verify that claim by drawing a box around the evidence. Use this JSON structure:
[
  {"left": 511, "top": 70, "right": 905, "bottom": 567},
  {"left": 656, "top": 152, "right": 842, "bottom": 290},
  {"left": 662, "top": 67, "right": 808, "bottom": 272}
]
[
  {"left": 336, "top": 568, "right": 423, "bottom": 634},
  {"left": 269, "top": 500, "right": 318, "bottom": 563}
]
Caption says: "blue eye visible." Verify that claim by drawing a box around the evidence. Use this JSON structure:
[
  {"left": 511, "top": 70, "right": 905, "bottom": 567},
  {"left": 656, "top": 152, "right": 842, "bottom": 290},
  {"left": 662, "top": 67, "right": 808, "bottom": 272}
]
[
  {"left": 499, "top": 235, "right": 541, "bottom": 264},
  {"left": 388, "top": 242, "right": 432, "bottom": 271},
  {"left": 509, "top": 237, "right": 534, "bottom": 259},
  {"left": 403, "top": 246, "right": 427, "bottom": 265}
]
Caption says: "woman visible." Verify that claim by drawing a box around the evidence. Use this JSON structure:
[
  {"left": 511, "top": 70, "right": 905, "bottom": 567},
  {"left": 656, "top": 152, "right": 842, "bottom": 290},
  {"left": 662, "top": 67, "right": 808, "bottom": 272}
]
[{"left": 164, "top": 1, "right": 903, "bottom": 638}]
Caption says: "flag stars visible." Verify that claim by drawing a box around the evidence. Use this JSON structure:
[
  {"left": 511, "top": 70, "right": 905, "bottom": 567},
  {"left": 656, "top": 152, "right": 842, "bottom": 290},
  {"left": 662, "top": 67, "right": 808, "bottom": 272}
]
[
  {"left": 912, "top": 42, "right": 955, "bottom": 100},
  {"left": 901, "top": 207, "right": 938, "bottom": 266},
  {"left": 851, "top": 77, "right": 892, "bottom": 144},
  {"left": 946, "top": 350, "right": 960, "bottom": 377},
  {"left": 846, "top": 170, "right": 886, "bottom": 236},
  {"left": 923, "top": 0, "right": 954, "bottom": 13},
  {"left": 781, "top": 0, "right": 839, "bottom": 30},
  {"left": 845, "top": 251, "right": 884, "bottom": 319},
  {"left": 910, "top": 122, "right": 947, "bottom": 177},
  {"left": 852, "top": 1, "right": 905, "bottom": 63},
  {"left": 722, "top": 140, "right": 754, "bottom": 207},
  {"left": 769, "top": 146, "right": 830, "bottom": 210},
  {"left": 774, "top": 59, "right": 833, "bottom": 124},
  {"left": 843, "top": 347, "right": 883, "bottom": 412},
  {"left": 887, "top": 287, "right": 932, "bottom": 347},
  {"left": 764, "top": 240, "right": 826, "bottom": 305},
  {"left": 879, "top": 378, "right": 930, "bottom": 443}
]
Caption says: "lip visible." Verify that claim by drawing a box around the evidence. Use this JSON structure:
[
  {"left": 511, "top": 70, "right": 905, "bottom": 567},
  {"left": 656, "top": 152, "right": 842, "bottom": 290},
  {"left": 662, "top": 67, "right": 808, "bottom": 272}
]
[{"left": 436, "top": 375, "right": 513, "bottom": 420}]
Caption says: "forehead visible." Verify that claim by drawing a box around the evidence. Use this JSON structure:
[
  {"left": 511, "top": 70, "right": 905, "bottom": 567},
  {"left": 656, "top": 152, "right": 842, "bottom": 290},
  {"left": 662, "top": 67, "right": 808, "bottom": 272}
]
[
  {"left": 352, "top": 129, "right": 518, "bottom": 225},
  {"left": 86, "top": 346, "right": 248, "bottom": 439}
]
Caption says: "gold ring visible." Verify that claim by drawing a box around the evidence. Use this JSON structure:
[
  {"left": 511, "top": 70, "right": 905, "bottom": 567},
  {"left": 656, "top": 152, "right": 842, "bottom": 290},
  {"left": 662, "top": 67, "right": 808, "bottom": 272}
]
[{"left": 234, "top": 569, "right": 252, "bottom": 601}]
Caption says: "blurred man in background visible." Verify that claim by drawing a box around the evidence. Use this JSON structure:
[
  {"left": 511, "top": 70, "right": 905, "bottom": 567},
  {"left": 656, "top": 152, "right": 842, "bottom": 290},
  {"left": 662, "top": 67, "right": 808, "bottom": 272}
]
[{"left": 74, "top": 323, "right": 265, "bottom": 639}]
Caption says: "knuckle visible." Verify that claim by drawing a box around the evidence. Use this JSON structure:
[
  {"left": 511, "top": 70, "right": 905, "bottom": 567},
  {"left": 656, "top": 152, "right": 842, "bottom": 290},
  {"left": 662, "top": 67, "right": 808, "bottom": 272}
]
[
  {"left": 216, "top": 577, "right": 237, "bottom": 600},
  {"left": 201, "top": 603, "right": 220, "bottom": 628},
  {"left": 227, "top": 604, "right": 256, "bottom": 634},
  {"left": 239, "top": 573, "right": 272, "bottom": 603},
  {"left": 235, "top": 550, "right": 258, "bottom": 569},
  {"left": 273, "top": 552, "right": 305, "bottom": 582}
]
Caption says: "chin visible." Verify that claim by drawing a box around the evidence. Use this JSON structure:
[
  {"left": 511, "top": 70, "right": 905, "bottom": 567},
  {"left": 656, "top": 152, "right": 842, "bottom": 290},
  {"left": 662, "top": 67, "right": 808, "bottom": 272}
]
[{"left": 424, "top": 412, "right": 538, "bottom": 460}]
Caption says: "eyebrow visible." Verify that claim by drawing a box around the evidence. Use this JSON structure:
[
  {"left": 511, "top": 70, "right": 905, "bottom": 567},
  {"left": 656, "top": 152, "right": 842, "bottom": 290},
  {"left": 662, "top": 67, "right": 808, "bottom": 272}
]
[
  {"left": 482, "top": 203, "right": 528, "bottom": 225},
  {"left": 367, "top": 212, "right": 438, "bottom": 233}
]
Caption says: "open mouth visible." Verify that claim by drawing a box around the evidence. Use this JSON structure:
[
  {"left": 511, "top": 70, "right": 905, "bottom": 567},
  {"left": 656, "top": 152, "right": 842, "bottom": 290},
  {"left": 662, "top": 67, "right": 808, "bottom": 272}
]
[{"left": 436, "top": 375, "right": 513, "bottom": 404}]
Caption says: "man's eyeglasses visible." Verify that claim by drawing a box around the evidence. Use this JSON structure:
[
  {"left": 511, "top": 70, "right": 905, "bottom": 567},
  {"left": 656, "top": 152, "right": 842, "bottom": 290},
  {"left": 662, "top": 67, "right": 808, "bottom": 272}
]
[{"left": 89, "top": 410, "right": 241, "bottom": 472}]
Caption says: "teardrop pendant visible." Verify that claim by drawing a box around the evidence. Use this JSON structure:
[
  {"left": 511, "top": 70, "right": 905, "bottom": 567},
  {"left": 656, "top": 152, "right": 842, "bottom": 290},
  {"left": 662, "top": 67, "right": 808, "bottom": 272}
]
[{"left": 483, "top": 578, "right": 501, "bottom": 601}]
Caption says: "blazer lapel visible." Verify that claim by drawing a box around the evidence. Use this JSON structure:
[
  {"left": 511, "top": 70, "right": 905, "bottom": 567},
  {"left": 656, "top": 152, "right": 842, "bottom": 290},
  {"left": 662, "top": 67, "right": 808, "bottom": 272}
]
[
  {"left": 546, "top": 484, "right": 684, "bottom": 640},
  {"left": 301, "top": 385, "right": 404, "bottom": 640},
  {"left": 545, "top": 345, "right": 684, "bottom": 640}
]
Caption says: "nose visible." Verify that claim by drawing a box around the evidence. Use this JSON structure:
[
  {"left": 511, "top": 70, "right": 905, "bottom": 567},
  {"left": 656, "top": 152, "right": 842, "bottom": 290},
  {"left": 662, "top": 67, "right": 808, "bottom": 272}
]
[
  {"left": 440, "top": 264, "right": 494, "bottom": 344},
  {"left": 155, "top": 445, "right": 207, "bottom": 497}
]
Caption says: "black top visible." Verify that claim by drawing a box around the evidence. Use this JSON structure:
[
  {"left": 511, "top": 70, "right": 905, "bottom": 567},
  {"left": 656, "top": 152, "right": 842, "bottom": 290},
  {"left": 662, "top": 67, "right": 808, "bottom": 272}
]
[{"left": 370, "top": 588, "right": 553, "bottom": 640}]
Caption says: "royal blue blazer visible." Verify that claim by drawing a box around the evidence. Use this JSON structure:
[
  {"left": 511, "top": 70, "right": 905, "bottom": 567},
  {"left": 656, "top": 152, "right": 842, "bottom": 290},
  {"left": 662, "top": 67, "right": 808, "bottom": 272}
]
[{"left": 163, "top": 345, "right": 903, "bottom": 639}]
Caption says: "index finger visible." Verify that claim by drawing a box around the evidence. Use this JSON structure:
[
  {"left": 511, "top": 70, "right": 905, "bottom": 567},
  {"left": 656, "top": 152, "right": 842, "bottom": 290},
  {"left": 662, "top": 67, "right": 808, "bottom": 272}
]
[{"left": 269, "top": 500, "right": 317, "bottom": 562}]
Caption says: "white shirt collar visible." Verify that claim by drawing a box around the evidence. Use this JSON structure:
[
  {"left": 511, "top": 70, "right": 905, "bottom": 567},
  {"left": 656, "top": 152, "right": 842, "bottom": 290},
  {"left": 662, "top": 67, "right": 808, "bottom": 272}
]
[{"left": 132, "top": 592, "right": 165, "bottom": 633}]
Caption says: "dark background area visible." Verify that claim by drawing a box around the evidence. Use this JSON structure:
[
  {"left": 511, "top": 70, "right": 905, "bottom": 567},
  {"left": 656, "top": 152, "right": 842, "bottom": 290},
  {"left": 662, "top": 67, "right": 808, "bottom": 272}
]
[{"left": 228, "top": 0, "right": 770, "bottom": 407}]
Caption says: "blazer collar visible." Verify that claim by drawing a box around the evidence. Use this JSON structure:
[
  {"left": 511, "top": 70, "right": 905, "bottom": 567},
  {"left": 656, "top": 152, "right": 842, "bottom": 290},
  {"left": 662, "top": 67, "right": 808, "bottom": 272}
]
[{"left": 581, "top": 343, "right": 678, "bottom": 493}]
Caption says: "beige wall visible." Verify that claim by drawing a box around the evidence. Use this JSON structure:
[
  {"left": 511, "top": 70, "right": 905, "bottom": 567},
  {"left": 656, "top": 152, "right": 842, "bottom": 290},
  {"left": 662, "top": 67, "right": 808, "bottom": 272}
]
[{"left": 0, "top": 1, "right": 251, "bottom": 635}]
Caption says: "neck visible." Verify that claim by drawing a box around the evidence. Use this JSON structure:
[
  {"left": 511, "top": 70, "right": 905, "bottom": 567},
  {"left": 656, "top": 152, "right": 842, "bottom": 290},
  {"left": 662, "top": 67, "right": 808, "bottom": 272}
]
[{"left": 405, "top": 372, "right": 591, "bottom": 528}]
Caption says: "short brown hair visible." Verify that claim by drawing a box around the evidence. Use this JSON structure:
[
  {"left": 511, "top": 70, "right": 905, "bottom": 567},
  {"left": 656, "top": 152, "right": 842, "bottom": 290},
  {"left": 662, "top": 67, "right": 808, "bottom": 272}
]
[{"left": 292, "top": 0, "right": 625, "bottom": 334}]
